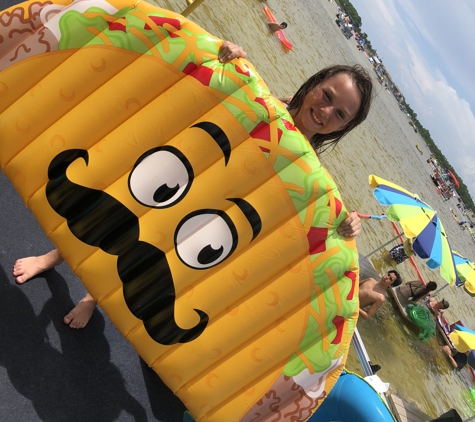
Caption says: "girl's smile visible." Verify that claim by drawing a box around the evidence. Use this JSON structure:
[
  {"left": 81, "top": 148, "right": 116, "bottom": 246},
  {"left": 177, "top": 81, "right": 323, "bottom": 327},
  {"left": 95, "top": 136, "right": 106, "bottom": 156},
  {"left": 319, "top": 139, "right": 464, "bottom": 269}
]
[{"left": 291, "top": 73, "right": 362, "bottom": 140}]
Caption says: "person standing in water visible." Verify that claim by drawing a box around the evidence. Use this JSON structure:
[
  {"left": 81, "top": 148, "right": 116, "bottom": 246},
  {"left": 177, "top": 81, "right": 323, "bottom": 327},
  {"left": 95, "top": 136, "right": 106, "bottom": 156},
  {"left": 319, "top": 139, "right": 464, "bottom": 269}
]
[
  {"left": 398, "top": 280, "right": 437, "bottom": 301},
  {"left": 358, "top": 271, "right": 402, "bottom": 319}
]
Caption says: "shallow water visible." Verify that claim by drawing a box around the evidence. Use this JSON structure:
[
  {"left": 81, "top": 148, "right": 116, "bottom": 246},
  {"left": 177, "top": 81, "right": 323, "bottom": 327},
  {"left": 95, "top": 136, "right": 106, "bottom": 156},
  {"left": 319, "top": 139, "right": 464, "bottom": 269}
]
[{"left": 154, "top": 0, "right": 475, "bottom": 417}]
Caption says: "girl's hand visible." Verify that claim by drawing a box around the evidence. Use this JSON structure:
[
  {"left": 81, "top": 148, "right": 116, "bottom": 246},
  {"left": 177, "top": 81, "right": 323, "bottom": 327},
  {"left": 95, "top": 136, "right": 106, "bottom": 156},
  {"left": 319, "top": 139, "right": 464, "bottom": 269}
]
[
  {"left": 219, "top": 41, "right": 247, "bottom": 63},
  {"left": 337, "top": 211, "right": 361, "bottom": 237}
]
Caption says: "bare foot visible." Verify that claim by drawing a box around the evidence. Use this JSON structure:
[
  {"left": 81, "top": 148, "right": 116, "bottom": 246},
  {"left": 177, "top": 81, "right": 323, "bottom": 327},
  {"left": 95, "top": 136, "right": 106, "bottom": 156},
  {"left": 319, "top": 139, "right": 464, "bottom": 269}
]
[
  {"left": 63, "top": 294, "right": 97, "bottom": 329},
  {"left": 13, "top": 249, "right": 64, "bottom": 284}
]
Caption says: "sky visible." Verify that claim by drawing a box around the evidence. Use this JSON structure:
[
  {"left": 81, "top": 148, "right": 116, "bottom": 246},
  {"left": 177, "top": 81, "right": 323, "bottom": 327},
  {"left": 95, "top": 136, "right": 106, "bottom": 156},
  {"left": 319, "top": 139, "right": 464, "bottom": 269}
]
[{"left": 348, "top": 0, "right": 475, "bottom": 201}]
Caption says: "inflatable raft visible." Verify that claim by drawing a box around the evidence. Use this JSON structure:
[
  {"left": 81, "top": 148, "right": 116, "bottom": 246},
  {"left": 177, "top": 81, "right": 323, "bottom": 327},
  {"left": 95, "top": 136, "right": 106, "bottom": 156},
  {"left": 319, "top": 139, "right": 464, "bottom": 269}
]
[
  {"left": 0, "top": 0, "right": 358, "bottom": 420},
  {"left": 263, "top": 6, "right": 293, "bottom": 50},
  {"left": 309, "top": 371, "right": 396, "bottom": 421}
]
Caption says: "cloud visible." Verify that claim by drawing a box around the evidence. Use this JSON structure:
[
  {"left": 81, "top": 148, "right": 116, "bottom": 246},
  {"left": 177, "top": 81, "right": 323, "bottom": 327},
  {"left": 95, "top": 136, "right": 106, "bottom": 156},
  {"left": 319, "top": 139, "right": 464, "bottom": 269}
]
[
  {"left": 398, "top": 1, "right": 475, "bottom": 105},
  {"left": 459, "top": 155, "right": 475, "bottom": 198},
  {"left": 406, "top": 43, "right": 436, "bottom": 94},
  {"left": 404, "top": 59, "right": 475, "bottom": 191},
  {"left": 371, "top": 0, "right": 397, "bottom": 28},
  {"left": 351, "top": 0, "right": 475, "bottom": 198},
  {"left": 353, "top": 0, "right": 475, "bottom": 197}
]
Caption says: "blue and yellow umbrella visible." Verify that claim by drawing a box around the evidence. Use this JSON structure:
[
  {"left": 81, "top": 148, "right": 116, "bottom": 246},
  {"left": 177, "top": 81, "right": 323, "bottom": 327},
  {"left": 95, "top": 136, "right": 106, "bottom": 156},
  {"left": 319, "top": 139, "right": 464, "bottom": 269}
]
[
  {"left": 369, "top": 175, "right": 459, "bottom": 285},
  {"left": 450, "top": 324, "right": 475, "bottom": 353},
  {"left": 453, "top": 251, "right": 475, "bottom": 294}
]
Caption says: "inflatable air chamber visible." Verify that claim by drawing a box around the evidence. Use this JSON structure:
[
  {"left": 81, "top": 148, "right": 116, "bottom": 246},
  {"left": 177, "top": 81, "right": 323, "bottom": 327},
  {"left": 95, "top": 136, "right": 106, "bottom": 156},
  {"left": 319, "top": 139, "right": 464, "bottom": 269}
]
[{"left": 0, "top": 0, "right": 359, "bottom": 420}]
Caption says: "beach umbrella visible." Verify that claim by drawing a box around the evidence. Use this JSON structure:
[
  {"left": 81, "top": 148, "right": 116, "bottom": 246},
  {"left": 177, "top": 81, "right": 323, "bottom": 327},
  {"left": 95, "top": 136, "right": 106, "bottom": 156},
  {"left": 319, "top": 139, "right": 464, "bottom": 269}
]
[
  {"left": 435, "top": 250, "right": 475, "bottom": 295},
  {"left": 368, "top": 175, "right": 460, "bottom": 285},
  {"left": 449, "top": 324, "right": 475, "bottom": 353},
  {"left": 468, "top": 350, "right": 475, "bottom": 369},
  {"left": 453, "top": 251, "right": 475, "bottom": 293}
]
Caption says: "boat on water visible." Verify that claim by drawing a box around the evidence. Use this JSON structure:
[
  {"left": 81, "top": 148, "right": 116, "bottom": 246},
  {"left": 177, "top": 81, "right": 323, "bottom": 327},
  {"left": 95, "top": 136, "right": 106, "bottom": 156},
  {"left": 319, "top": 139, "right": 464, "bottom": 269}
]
[
  {"left": 262, "top": 6, "right": 293, "bottom": 50},
  {"left": 388, "top": 285, "right": 416, "bottom": 321}
]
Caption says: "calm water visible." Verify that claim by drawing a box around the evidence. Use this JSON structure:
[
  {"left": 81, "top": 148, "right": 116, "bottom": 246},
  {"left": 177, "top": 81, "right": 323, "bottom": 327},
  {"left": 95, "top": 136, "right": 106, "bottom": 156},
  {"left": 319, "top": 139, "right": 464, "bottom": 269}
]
[{"left": 155, "top": 0, "right": 475, "bottom": 417}]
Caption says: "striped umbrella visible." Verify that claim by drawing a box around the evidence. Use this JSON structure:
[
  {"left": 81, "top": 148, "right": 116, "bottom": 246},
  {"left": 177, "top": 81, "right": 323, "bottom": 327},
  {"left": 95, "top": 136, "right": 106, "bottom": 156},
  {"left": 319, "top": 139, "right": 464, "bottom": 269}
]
[
  {"left": 453, "top": 251, "right": 475, "bottom": 293},
  {"left": 450, "top": 324, "right": 475, "bottom": 353},
  {"left": 369, "top": 174, "right": 460, "bottom": 285}
]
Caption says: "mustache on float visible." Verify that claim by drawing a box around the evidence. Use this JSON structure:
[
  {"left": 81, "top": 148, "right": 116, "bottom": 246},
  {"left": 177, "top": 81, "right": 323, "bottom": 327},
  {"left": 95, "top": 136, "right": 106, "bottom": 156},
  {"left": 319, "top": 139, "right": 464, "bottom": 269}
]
[{"left": 45, "top": 149, "right": 208, "bottom": 345}]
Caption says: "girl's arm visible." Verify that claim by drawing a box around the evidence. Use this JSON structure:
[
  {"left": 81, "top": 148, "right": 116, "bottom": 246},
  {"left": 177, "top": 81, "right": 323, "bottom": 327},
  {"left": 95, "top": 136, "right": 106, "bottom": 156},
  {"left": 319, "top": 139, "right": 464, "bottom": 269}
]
[{"left": 218, "top": 41, "right": 247, "bottom": 63}]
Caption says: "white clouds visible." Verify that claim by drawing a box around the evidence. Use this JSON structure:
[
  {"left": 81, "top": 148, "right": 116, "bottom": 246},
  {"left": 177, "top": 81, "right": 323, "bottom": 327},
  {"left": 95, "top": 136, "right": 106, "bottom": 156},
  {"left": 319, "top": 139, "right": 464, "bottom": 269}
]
[
  {"left": 398, "top": 0, "right": 438, "bottom": 46},
  {"left": 370, "top": 0, "right": 397, "bottom": 29},
  {"left": 459, "top": 155, "right": 475, "bottom": 196},
  {"left": 460, "top": 156, "right": 475, "bottom": 175},
  {"left": 400, "top": 1, "right": 475, "bottom": 106},
  {"left": 405, "top": 42, "right": 436, "bottom": 94},
  {"left": 351, "top": 0, "right": 475, "bottom": 199},
  {"left": 434, "top": 82, "right": 475, "bottom": 149},
  {"left": 404, "top": 60, "right": 475, "bottom": 191},
  {"left": 397, "top": 38, "right": 475, "bottom": 193}
]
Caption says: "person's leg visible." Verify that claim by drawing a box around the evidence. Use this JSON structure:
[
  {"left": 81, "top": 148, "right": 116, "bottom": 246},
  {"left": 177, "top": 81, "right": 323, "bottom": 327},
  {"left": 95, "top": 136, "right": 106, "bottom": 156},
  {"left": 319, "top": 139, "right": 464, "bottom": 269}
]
[
  {"left": 63, "top": 292, "right": 97, "bottom": 329},
  {"left": 441, "top": 346, "right": 458, "bottom": 368},
  {"left": 13, "top": 249, "right": 63, "bottom": 284},
  {"left": 14, "top": 249, "right": 97, "bottom": 329}
]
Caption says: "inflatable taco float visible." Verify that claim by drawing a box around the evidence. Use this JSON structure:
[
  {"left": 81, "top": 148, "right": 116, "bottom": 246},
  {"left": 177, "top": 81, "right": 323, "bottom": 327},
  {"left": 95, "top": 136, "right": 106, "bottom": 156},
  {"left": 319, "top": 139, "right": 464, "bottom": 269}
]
[{"left": 0, "top": 0, "right": 359, "bottom": 420}]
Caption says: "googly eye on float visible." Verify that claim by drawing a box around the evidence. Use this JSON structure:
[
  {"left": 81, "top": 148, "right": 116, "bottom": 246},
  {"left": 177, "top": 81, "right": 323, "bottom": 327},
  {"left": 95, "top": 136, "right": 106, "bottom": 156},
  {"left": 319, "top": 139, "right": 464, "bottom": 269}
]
[
  {"left": 128, "top": 146, "right": 193, "bottom": 208},
  {"left": 175, "top": 210, "right": 238, "bottom": 269}
]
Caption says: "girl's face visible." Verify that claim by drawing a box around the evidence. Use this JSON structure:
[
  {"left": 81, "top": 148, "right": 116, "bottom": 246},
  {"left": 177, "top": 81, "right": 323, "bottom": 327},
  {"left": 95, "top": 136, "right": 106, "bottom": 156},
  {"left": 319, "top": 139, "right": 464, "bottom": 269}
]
[{"left": 291, "top": 73, "right": 362, "bottom": 140}]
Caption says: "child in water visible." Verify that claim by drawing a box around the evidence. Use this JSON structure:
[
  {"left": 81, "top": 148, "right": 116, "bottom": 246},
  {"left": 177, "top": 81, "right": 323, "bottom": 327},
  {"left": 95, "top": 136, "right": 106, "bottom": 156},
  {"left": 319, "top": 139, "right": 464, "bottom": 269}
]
[{"left": 267, "top": 21, "right": 287, "bottom": 33}]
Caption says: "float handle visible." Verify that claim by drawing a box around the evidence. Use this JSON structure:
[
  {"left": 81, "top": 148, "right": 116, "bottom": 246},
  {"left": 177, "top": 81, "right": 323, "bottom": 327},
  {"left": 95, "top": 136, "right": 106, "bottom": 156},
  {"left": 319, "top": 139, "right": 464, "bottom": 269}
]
[{"left": 357, "top": 212, "right": 387, "bottom": 220}]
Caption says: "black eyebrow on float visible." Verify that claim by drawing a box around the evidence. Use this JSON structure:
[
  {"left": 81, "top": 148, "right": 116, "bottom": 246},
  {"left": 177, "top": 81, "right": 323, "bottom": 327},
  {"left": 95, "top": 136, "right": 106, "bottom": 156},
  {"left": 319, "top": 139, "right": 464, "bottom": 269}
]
[
  {"left": 227, "top": 198, "right": 262, "bottom": 241},
  {"left": 191, "top": 122, "right": 231, "bottom": 166}
]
